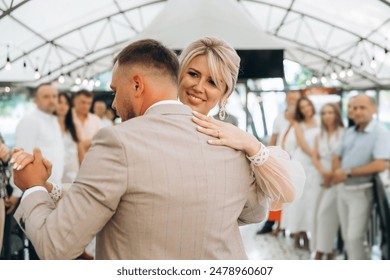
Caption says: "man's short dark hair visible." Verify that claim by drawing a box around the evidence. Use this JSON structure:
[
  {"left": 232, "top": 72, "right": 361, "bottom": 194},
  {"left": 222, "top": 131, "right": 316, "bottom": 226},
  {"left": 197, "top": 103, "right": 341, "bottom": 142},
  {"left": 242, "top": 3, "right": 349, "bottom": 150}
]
[
  {"left": 35, "top": 83, "right": 52, "bottom": 96},
  {"left": 114, "top": 39, "right": 179, "bottom": 83},
  {"left": 74, "top": 89, "right": 93, "bottom": 98}
]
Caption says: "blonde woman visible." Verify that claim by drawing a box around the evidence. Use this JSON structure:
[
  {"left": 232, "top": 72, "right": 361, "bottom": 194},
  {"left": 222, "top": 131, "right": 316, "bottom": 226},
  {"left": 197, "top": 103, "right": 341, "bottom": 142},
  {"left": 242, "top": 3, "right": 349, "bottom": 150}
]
[{"left": 179, "top": 37, "right": 305, "bottom": 209}]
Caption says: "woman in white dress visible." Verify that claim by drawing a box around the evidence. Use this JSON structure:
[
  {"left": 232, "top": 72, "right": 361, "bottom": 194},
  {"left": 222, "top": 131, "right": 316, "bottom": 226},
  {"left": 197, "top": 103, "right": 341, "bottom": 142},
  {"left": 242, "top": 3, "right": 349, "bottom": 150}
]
[
  {"left": 312, "top": 103, "right": 344, "bottom": 259},
  {"left": 284, "top": 96, "right": 320, "bottom": 249},
  {"left": 56, "top": 93, "right": 85, "bottom": 184}
]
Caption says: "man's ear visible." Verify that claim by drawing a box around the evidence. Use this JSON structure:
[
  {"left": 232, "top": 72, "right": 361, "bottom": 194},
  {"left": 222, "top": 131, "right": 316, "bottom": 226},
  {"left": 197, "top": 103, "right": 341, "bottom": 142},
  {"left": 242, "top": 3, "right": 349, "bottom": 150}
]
[{"left": 133, "top": 75, "right": 144, "bottom": 97}]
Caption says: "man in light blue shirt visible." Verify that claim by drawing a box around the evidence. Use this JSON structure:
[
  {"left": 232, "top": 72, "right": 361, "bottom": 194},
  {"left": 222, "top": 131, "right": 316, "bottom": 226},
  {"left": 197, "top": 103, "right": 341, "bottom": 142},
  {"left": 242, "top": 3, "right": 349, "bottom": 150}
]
[{"left": 333, "top": 94, "right": 390, "bottom": 259}]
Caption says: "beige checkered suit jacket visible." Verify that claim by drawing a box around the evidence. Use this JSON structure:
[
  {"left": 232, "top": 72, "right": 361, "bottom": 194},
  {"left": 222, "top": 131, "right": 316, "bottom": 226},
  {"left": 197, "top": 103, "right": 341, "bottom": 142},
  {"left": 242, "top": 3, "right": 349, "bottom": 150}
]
[{"left": 15, "top": 104, "right": 268, "bottom": 259}]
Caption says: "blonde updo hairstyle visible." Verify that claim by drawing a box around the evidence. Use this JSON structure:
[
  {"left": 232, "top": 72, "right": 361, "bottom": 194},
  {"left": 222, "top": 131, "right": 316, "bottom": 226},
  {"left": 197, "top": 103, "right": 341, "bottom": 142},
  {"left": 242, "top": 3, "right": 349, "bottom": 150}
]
[{"left": 179, "top": 37, "right": 240, "bottom": 106}]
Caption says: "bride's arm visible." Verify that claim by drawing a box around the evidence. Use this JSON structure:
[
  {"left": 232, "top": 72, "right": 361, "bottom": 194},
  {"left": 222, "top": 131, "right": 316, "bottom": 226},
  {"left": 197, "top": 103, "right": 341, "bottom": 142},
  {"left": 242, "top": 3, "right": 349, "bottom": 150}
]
[{"left": 192, "top": 111, "right": 305, "bottom": 210}]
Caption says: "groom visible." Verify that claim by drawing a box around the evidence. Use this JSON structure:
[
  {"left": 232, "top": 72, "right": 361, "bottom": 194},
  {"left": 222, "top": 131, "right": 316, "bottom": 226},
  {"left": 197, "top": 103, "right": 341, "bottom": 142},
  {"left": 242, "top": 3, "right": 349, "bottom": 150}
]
[{"left": 13, "top": 39, "right": 269, "bottom": 260}]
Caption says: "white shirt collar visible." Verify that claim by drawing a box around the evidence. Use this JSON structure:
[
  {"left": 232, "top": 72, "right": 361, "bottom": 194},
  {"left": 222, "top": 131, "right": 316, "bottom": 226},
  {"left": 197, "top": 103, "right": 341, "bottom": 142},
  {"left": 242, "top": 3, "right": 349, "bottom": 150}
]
[{"left": 144, "top": 100, "right": 183, "bottom": 114}]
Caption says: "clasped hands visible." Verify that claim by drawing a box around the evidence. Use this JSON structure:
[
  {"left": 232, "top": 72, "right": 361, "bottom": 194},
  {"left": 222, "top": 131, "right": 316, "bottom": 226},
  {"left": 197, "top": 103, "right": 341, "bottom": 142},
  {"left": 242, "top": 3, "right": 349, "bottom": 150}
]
[
  {"left": 11, "top": 148, "right": 52, "bottom": 192},
  {"left": 319, "top": 168, "right": 347, "bottom": 187}
]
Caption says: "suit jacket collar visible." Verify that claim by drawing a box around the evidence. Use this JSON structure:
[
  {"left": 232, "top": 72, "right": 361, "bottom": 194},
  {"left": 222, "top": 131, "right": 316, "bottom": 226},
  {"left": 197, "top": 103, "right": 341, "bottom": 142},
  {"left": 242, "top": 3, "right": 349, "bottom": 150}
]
[{"left": 144, "top": 103, "right": 193, "bottom": 117}]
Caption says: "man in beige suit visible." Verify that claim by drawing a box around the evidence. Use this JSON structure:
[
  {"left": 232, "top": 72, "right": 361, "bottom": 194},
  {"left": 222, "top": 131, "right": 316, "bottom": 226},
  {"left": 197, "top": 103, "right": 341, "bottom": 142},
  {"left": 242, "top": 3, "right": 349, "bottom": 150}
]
[{"left": 13, "top": 39, "right": 268, "bottom": 260}]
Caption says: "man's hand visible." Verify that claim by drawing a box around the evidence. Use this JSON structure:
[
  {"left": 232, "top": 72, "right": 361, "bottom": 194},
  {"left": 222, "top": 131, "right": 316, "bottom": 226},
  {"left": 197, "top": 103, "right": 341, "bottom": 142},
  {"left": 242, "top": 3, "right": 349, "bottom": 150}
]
[
  {"left": 332, "top": 168, "right": 347, "bottom": 185},
  {"left": 13, "top": 148, "right": 52, "bottom": 191}
]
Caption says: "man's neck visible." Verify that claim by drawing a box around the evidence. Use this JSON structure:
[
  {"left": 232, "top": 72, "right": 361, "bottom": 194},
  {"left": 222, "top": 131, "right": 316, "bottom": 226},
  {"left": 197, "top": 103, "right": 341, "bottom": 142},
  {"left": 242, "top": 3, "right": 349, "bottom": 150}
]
[
  {"left": 76, "top": 111, "right": 88, "bottom": 122},
  {"left": 356, "top": 119, "right": 372, "bottom": 132},
  {"left": 38, "top": 108, "right": 53, "bottom": 116}
]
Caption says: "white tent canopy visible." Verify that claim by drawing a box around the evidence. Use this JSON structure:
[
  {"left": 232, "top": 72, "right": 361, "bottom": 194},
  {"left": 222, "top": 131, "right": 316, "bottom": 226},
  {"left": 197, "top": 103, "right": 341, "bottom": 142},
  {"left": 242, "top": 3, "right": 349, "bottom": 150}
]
[{"left": 1, "top": 0, "right": 390, "bottom": 89}]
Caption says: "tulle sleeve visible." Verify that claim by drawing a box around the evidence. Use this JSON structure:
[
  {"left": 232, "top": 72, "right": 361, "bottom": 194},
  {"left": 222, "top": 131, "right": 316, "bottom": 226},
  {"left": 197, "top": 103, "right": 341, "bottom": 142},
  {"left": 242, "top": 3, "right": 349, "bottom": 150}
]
[{"left": 250, "top": 146, "right": 306, "bottom": 211}]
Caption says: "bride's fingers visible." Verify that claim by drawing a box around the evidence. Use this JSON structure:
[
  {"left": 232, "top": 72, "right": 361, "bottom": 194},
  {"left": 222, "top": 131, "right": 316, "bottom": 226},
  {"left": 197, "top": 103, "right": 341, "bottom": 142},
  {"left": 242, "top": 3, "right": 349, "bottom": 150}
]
[
  {"left": 15, "top": 155, "right": 34, "bottom": 171},
  {"left": 192, "top": 111, "right": 219, "bottom": 125},
  {"left": 11, "top": 147, "right": 24, "bottom": 157},
  {"left": 192, "top": 116, "right": 218, "bottom": 130},
  {"left": 12, "top": 153, "right": 34, "bottom": 170},
  {"left": 207, "top": 138, "right": 224, "bottom": 146},
  {"left": 196, "top": 125, "right": 220, "bottom": 138},
  {"left": 10, "top": 150, "right": 25, "bottom": 164}
]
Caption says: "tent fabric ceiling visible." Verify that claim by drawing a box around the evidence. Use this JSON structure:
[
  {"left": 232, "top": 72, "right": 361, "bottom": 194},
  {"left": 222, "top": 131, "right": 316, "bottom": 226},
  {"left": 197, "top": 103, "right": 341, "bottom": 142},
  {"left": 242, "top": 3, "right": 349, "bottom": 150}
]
[{"left": 1, "top": 0, "right": 390, "bottom": 89}]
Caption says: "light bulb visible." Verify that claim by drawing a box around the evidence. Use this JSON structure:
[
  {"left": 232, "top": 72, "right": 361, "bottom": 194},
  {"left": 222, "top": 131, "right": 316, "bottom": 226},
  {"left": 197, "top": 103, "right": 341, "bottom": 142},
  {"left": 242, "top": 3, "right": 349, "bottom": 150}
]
[
  {"left": 58, "top": 74, "right": 65, "bottom": 84},
  {"left": 34, "top": 69, "right": 41, "bottom": 79},
  {"left": 5, "top": 61, "right": 11, "bottom": 71}
]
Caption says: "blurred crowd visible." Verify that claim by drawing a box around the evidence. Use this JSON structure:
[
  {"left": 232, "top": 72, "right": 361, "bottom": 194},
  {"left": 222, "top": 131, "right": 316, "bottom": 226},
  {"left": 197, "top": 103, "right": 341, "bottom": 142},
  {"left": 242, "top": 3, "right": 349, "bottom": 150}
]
[{"left": 257, "top": 91, "right": 390, "bottom": 260}]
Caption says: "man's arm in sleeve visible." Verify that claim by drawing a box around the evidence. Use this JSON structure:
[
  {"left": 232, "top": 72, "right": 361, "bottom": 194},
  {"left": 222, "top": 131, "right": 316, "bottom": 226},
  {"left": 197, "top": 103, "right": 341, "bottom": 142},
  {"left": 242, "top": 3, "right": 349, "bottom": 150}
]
[
  {"left": 237, "top": 181, "right": 270, "bottom": 226},
  {"left": 14, "top": 127, "right": 128, "bottom": 259}
]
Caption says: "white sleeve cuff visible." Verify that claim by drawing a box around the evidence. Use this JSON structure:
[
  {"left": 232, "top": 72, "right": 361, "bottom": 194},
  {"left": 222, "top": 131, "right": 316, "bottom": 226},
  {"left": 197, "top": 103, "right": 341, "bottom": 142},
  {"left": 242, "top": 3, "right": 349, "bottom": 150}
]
[{"left": 21, "top": 186, "right": 48, "bottom": 202}]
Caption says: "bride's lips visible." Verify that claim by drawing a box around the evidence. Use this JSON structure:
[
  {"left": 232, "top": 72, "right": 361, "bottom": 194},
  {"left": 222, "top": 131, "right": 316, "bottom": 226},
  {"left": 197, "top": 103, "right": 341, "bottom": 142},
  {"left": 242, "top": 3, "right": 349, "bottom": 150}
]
[{"left": 186, "top": 92, "right": 206, "bottom": 105}]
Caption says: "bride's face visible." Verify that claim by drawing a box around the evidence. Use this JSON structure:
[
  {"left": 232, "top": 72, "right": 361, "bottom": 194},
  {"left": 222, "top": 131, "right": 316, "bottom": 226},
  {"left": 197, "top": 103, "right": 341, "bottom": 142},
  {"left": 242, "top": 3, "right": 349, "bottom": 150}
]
[{"left": 178, "top": 55, "right": 226, "bottom": 115}]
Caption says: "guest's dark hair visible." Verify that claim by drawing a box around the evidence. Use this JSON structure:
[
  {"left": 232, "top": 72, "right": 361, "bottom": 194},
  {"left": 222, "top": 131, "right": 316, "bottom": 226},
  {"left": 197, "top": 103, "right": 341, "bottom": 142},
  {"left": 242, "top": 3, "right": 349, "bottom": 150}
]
[
  {"left": 74, "top": 89, "right": 93, "bottom": 98},
  {"left": 294, "top": 96, "right": 316, "bottom": 122},
  {"left": 59, "top": 93, "right": 79, "bottom": 143},
  {"left": 114, "top": 39, "right": 179, "bottom": 84}
]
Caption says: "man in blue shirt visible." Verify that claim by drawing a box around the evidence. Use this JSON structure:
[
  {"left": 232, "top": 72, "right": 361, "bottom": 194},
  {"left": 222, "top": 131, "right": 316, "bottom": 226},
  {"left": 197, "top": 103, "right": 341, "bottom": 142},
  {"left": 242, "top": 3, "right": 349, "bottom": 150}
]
[{"left": 333, "top": 94, "right": 390, "bottom": 259}]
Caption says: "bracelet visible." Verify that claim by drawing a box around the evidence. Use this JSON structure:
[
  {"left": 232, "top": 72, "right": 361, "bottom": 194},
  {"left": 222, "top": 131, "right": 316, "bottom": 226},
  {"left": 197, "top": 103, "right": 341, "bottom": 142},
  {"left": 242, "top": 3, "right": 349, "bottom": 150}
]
[
  {"left": 246, "top": 144, "right": 270, "bottom": 166},
  {"left": 49, "top": 183, "right": 62, "bottom": 202}
]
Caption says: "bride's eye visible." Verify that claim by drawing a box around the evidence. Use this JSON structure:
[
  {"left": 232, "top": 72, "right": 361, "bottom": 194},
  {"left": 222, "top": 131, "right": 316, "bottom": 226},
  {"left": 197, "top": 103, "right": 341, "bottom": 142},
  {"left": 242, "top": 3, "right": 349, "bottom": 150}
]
[
  {"left": 188, "top": 71, "right": 198, "bottom": 77},
  {"left": 208, "top": 79, "right": 216, "bottom": 86}
]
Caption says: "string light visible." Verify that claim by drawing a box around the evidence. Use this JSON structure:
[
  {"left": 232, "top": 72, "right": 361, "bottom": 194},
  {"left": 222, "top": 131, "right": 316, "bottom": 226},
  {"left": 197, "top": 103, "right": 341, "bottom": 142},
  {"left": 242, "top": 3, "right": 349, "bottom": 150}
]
[
  {"left": 5, "top": 45, "right": 11, "bottom": 71},
  {"left": 370, "top": 56, "right": 376, "bottom": 69},
  {"left": 5, "top": 58, "right": 11, "bottom": 71},
  {"left": 34, "top": 68, "right": 41, "bottom": 79},
  {"left": 5, "top": 86, "right": 11, "bottom": 93},
  {"left": 75, "top": 76, "right": 81, "bottom": 85},
  {"left": 58, "top": 74, "right": 65, "bottom": 83}
]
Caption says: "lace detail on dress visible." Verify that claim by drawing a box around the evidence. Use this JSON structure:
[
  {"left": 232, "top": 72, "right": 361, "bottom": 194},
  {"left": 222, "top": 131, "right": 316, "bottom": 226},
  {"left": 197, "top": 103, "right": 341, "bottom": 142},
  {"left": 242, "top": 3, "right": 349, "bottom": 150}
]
[{"left": 246, "top": 144, "right": 270, "bottom": 166}]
